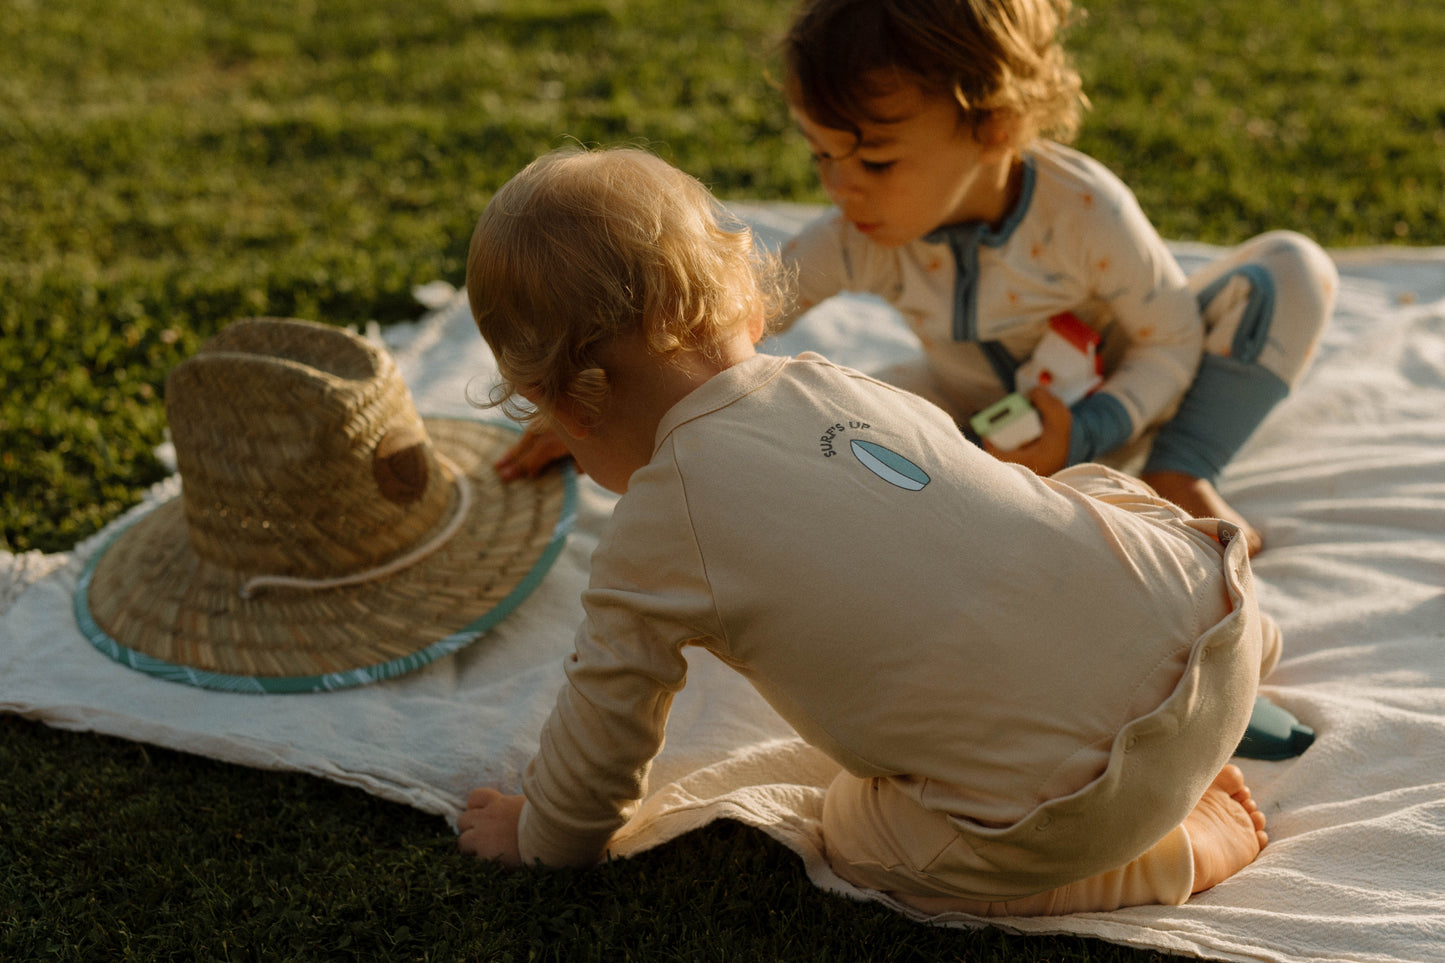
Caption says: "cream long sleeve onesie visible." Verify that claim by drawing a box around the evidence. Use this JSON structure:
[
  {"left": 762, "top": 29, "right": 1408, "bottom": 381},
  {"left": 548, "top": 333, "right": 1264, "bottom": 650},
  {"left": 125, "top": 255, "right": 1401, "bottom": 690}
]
[
  {"left": 518, "top": 352, "right": 1275, "bottom": 909},
  {"left": 780, "top": 141, "right": 1336, "bottom": 480}
]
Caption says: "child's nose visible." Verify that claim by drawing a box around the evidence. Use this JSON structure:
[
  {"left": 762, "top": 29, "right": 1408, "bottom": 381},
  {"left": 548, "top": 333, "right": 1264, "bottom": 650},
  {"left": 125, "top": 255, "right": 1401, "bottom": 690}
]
[{"left": 820, "top": 161, "right": 863, "bottom": 203}]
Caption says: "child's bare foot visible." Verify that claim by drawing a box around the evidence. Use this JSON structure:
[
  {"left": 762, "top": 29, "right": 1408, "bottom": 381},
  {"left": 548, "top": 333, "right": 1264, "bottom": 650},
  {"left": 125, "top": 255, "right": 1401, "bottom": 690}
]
[
  {"left": 1141, "top": 470, "right": 1264, "bottom": 556},
  {"left": 1185, "top": 764, "right": 1268, "bottom": 894}
]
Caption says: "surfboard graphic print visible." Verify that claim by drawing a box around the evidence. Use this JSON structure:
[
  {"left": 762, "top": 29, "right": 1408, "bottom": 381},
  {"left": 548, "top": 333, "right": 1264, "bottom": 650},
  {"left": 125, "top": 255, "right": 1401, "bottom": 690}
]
[{"left": 850, "top": 439, "right": 930, "bottom": 492}]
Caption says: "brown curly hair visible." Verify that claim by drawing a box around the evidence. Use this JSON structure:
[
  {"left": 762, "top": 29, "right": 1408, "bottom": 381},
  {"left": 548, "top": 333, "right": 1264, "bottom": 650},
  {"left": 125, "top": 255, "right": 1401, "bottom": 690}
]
[{"left": 783, "top": 0, "right": 1087, "bottom": 145}]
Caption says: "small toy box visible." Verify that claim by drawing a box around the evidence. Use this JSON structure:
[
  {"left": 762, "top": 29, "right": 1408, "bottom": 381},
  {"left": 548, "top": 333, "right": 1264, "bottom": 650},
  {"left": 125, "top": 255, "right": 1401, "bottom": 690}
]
[{"left": 971, "top": 313, "right": 1104, "bottom": 451}]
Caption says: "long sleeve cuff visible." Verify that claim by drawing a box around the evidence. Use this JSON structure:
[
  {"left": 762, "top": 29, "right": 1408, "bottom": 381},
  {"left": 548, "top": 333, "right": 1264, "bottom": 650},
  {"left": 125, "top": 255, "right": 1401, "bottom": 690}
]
[
  {"left": 1049, "top": 821, "right": 1195, "bottom": 911},
  {"left": 994, "top": 822, "right": 1195, "bottom": 916},
  {"left": 1067, "top": 392, "right": 1134, "bottom": 465},
  {"left": 517, "top": 798, "right": 613, "bottom": 869},
  {"left": 890, "top": 822, "right": 1195, "bottom": 917}
]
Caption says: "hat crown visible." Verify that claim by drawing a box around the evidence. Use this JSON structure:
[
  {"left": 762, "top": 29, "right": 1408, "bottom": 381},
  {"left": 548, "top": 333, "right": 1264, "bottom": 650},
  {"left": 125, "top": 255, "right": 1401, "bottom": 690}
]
[{"left": 166, "top": 318, "right": 451, "bottom": 579}]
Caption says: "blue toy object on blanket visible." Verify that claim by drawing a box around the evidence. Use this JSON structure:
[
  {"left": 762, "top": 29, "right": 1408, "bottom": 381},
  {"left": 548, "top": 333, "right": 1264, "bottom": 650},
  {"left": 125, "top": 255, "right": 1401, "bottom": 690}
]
[{"left": 1236, "top": 696, "right": 1315, "bottom": 760}]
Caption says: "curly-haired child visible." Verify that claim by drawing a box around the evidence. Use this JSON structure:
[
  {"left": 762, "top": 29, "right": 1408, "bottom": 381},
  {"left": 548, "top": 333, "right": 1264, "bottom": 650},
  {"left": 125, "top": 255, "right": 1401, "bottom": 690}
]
[{"left": 777, "top": 0, "right": 1338, "bottom": 556}]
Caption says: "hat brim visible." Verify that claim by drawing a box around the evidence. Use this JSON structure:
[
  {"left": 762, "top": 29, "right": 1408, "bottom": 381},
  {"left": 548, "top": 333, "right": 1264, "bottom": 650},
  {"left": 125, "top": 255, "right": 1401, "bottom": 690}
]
[{"left": 74, "top": 418, "right": 576, "bottom": 694}]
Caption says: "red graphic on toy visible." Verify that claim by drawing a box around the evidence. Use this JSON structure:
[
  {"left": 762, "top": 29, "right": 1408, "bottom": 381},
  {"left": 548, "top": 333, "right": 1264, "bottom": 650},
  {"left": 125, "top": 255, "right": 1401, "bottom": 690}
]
[{"left": 1015, "top": 312, "right": 1104, "bottom": 405}]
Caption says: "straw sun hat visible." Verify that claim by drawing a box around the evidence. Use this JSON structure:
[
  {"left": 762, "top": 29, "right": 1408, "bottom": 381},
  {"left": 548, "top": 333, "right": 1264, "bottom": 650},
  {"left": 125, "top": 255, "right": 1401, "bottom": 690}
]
[{"left": 75, "top": 317, "right": 575, "bottom": 694}]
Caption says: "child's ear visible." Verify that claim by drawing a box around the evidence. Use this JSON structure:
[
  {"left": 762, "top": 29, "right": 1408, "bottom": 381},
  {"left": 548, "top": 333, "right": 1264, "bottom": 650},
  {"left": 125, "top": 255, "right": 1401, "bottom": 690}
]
[
  {"left": 747, "top": 308, "right": 766, "bottom": 345},
  {"left": 519, "top": 386, "right": 592, "bottom": 440},
  {"left": 548, "top": 400, "right": 592, "bottom": 441},
  {"left": 977, "top": 111, "right": 1023, "bottom": 157}
]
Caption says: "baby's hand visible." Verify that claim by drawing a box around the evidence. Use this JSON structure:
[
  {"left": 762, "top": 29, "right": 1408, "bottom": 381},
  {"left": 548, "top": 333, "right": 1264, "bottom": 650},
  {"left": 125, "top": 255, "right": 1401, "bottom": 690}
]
[
  {"left": 457, "top": 788, "right": 526, "bottom": 867},
  {"left": 985, "top": 387, "right": 1071, "bottom": 476},
  {"left": 495, "top": 424, "right": 573, "bottom": 481}
]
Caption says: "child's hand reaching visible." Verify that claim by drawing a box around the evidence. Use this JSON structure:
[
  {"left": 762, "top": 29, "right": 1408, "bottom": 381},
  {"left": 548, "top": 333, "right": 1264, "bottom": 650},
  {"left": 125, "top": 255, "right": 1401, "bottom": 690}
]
[
  {"left": 985, "top": 387, "right": 1072, "bottom": 476},
  {"left": 457, "top": 788, "right": 525, "bottom": 866},
  {"left": 495, "top": 423, "right": 573, "bottom": 481}
]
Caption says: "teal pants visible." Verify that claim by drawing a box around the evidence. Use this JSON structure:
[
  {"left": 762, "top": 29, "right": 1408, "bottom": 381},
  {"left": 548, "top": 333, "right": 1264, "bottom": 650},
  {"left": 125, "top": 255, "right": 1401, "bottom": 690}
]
[{"left": 1144, "top": 231, "right": 1337, "bottom": 481}]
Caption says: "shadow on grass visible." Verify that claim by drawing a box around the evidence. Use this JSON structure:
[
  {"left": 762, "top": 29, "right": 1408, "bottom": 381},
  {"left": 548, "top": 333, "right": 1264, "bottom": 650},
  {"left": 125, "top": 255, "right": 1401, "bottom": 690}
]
[{"left": 1, "top": 715, "right": 1188, "bottom": 962}]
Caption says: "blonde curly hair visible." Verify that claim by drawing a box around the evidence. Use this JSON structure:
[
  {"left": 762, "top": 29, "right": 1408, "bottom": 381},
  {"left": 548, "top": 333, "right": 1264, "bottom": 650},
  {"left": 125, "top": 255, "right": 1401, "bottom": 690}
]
[
  {"left": 466, "top": 147, "right": 789, "bottom": 426},
  {"left": 784, "top": 0, "right": 1087, "bottom": 144}
]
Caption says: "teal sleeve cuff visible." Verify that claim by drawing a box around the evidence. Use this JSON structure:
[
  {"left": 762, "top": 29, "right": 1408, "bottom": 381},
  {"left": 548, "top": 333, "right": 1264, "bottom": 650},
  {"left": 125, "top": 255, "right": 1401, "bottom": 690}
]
[{"left": 1067, "top": 393, "right": 1133, "bottom": 465}]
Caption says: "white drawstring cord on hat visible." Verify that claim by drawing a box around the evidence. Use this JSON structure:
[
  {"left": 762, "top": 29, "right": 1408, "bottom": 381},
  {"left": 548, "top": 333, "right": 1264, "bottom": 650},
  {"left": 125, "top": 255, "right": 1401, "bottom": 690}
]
[{"left": 238, "top": 453, "right": 473, "bottom": 600}]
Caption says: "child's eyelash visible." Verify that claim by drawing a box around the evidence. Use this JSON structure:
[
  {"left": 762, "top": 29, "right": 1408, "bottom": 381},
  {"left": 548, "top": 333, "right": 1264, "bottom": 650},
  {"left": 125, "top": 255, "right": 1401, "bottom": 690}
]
[{"left": 808, "top": 152, "right": 894, "bottom": 174}]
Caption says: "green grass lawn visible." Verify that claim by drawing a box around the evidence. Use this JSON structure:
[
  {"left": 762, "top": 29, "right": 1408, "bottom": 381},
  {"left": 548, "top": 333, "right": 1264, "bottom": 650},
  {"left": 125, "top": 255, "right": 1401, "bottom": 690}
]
[{"left": 3, "top": 0, "right": 1443, "bottom": 959}]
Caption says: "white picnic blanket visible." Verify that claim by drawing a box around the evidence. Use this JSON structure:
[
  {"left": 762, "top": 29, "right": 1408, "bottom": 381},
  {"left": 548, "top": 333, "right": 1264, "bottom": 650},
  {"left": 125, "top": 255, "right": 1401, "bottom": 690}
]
[{"left": 3, "top": 202, "right": 1444, "bottom": 963}]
